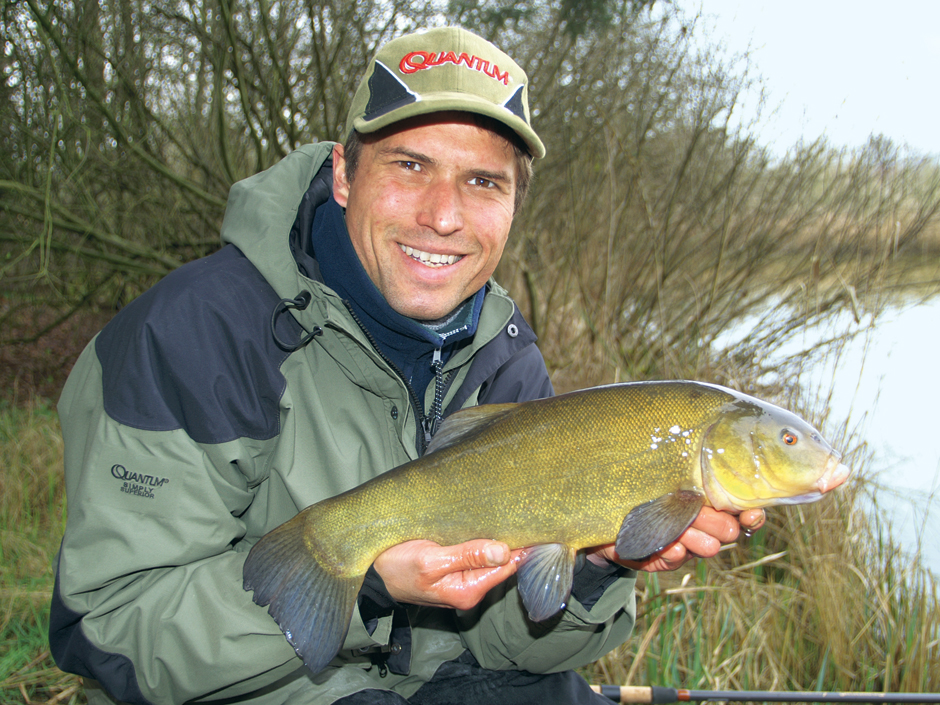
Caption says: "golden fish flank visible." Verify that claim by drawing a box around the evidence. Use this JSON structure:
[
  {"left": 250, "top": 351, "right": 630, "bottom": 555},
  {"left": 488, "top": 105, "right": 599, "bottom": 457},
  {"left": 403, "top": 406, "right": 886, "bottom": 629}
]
[{"left": 242, "top": 380, "right": 850, "bottom": 674}]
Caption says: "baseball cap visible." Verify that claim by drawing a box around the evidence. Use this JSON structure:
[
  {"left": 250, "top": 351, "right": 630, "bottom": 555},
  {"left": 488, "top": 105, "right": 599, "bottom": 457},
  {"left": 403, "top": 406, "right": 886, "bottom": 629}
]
[{"left": 344, "top": 27, "right": 545, "bottom": 159}]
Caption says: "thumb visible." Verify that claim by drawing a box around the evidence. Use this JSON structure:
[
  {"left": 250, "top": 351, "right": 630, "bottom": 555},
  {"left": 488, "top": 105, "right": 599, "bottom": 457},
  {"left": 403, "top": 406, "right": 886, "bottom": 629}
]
[{"left": 448, "top": 539, "right": 510, "bottom": 570}]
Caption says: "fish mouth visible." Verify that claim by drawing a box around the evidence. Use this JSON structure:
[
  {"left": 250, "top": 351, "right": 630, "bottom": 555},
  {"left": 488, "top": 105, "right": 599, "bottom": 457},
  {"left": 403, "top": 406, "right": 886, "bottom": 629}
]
[
  {"left": 399, "top": 244, "right": 463, "bottom": 268},
  {"left": 816, "top": 455, "right": 851, "bottom": 494}
]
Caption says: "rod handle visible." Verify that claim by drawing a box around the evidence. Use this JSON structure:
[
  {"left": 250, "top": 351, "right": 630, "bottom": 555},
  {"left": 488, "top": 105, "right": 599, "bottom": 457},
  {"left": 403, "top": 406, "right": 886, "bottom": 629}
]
[{"left": 591, "top": 685, "right": 682, "bottom": 703}]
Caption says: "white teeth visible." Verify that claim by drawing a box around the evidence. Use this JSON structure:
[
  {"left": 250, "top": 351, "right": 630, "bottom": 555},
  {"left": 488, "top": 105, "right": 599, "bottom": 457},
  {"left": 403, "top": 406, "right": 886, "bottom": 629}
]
[{"left": 400, "top": 244, "right": 462, "bottom": 267}]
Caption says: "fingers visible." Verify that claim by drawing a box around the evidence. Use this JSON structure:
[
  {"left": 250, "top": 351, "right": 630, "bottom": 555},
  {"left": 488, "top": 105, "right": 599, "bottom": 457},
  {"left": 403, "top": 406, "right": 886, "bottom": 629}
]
[
  {"left": 441, "top": 558, "right": 519, "bottom": 611},
  {"left": 686, "top": 506, "right": 766, "bottom": 551},
  {"left": 605, "top": 541, "right": 690, "bottom": 573},
  {"left": 689, "top": 506, "right": 740, "bottom": 545},
  {"left": 739, "top": 508, "right": 766, "bottom": 532},
  {"left": 595, "top": 506, "right": 769, "bottom": 574},
  {"left": 426, "top": 538, "right": 511, "bottom": 573},
  {"left": 373, "top": 539, "right": 517, "bottom": 610}
]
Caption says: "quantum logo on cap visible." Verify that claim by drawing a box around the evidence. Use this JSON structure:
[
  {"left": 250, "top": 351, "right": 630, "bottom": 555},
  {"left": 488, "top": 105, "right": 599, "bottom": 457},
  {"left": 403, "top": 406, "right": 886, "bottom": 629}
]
[{"left": 399, "top": 51, "right": 511, "bottom": 86}]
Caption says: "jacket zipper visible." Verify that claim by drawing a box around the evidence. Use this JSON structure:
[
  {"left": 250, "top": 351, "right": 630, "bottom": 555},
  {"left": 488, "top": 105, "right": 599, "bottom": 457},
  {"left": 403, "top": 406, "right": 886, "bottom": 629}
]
[
  {"left": 342, "top": 301, "right": 457, "bottom": 455},
  {"left": 426, "top": 327, "right": 467, "bottom": 442}
]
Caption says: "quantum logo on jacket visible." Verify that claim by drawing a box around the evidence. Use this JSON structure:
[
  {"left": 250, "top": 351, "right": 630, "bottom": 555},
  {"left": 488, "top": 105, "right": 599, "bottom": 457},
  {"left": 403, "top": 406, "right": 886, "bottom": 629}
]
[{"left": 110, "top": 463, "right": 170, "bottom": 500}]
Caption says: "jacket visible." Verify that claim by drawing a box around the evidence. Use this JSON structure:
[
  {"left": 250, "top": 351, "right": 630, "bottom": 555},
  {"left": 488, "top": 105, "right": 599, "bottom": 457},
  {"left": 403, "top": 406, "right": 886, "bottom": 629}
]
[{"left": 49, "top": 141, "right": 638, "bottom": 705}]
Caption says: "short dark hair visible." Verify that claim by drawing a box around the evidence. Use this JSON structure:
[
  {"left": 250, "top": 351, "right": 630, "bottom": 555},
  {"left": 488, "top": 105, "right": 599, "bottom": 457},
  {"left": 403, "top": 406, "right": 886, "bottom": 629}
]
[{"left": 343, "top": 113, "right": 534, "bottom": 214}]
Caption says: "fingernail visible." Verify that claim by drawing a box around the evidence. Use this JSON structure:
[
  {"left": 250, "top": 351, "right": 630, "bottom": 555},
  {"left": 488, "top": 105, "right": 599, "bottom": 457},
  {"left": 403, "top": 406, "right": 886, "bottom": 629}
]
[
  {"left": 743, "top": 513, "right": 764, "bottom": 530},
  {"left": 484, "top": 544, "right": 508, "bottom": 565}
]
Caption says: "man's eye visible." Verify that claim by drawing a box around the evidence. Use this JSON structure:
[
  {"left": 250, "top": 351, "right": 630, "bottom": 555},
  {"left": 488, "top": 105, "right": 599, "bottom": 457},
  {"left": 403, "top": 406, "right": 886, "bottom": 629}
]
[
  {"left": 399, "top": 161, "right": 422, "bottom": 172},
  {"left": 470, "top": 177, "right": 496, "bottom": 189}
]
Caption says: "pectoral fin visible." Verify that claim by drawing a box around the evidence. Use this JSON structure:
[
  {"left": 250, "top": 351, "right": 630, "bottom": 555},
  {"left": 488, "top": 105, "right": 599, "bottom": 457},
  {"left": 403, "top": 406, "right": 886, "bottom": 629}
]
[
  {"left": 615, "top": 490, "right": 705, "bottom": 561},
  {"left": 516, "top": 542, "right": 577, "bottom": 622}
]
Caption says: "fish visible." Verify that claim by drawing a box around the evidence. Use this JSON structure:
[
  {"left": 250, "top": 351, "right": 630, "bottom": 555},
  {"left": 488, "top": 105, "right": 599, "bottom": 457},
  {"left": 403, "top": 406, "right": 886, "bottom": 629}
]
[{"left": 242, "top": 380, "right": 850, "bottom": 673}]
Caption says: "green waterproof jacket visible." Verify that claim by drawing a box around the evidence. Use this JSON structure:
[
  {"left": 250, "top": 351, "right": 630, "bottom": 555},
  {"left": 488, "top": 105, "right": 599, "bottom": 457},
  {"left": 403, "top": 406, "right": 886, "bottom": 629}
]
[{"left": 49, "top": 141, "right": 638, "bottom": 705}]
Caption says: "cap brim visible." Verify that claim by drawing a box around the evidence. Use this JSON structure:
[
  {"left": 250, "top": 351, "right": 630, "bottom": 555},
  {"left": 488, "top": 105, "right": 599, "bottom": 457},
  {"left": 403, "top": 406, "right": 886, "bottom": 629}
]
[{"left": 351, "top": 90, "right": 545, "bottom": 159}]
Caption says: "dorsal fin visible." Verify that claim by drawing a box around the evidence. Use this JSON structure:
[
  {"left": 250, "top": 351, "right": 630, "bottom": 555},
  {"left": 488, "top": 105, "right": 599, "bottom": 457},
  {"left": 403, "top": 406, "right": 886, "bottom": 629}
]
[{"left": 426, "top": 403, "right": 518, "bottom": 454}]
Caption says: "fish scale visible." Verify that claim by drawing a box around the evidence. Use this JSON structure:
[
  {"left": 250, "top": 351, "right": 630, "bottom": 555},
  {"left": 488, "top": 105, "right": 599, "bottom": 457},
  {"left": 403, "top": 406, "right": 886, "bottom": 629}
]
[{"left": 243, "top": 380, "right": 850, "bottom": 674}]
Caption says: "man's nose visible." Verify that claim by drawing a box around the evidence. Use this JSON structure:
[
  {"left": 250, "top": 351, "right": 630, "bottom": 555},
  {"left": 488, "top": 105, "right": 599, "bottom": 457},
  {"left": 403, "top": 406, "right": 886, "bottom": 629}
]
[{"left": 417, "top": 179, "right": 464, "bottom": 235}]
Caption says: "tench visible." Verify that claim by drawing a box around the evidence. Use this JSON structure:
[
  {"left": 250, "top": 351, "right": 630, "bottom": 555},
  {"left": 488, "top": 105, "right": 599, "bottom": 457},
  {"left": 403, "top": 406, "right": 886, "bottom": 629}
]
[{"left": 243, "top": 380, "right": 850, "bottom": 673}]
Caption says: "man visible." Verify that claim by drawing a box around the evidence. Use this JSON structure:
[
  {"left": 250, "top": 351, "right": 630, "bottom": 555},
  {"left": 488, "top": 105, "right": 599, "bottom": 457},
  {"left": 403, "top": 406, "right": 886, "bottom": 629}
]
[{"left": 49, "top": 27, "right": 763, "bottom": 705}]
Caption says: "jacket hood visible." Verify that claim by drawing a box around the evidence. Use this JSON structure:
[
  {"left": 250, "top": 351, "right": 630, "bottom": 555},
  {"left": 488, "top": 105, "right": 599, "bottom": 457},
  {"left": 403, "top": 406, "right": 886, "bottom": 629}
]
[{"left": 220, "top": 142, "right": 338, "bottom": 304}]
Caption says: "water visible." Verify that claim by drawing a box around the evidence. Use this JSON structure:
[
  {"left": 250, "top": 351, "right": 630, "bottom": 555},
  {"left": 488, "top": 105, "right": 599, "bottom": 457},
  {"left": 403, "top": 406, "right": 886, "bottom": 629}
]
[
  {"left": 823, "top": 300, "right": 940, "bottom": 577},
  {"left": 723, "top": 296, "right": 940, "bottom": 577}
]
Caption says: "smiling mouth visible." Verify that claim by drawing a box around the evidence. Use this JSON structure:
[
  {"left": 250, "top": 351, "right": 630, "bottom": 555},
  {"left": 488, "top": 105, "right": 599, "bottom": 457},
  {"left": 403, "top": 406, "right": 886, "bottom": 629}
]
[{"left": 400, "top": 244, "right": 463, "bottom": 268}]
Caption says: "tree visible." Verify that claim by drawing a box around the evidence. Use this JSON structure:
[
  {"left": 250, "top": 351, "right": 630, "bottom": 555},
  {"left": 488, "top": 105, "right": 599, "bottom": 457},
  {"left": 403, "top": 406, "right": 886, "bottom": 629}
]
[{"left": 2, "top": 0, "right": 938, "bottom": 393}]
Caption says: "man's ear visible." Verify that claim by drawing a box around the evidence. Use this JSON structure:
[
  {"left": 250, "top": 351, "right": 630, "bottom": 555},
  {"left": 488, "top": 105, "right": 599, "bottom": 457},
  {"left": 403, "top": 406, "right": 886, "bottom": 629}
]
[{"left": 333, "top": 143, "right": 350, "bottom": 208}]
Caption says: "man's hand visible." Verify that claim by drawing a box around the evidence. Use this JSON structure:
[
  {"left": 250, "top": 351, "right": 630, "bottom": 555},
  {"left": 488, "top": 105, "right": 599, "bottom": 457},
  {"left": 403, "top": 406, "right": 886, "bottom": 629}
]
[
  {"left": 374, "top": 539, "right": 523, "bottom": 610},
  {"left": 374, "top": 507, "right": 766, "bottom": 608},
  {"left": 587, "top": 507, "right": 766, "bottom": 573}
]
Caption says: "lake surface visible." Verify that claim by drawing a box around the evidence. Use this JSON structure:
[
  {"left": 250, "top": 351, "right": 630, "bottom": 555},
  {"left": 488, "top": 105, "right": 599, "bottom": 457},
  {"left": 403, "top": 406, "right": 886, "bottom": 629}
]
[
  {"left": 724, "top": 295, "right": 940, "bottom": 578},
  {"left": 824, "top": 297, "right": 940, "bottom": 577}
]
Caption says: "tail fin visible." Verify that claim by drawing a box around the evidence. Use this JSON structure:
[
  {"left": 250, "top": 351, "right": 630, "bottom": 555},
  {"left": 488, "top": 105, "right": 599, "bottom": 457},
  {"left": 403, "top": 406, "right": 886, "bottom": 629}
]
[{"left": 243, "top": 517, "right": 364, "bottom": 674}]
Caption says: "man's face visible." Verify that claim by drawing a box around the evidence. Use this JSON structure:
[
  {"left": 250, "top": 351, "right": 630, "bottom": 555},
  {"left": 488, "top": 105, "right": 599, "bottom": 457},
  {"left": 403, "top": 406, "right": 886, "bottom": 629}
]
[{"left": 333, "top": 114, "right": 517, "bottom": 321}]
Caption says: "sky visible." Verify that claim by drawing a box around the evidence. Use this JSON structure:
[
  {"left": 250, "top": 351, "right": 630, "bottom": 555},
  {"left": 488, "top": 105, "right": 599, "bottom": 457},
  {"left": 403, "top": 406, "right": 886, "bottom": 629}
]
[{"left": 692, "top": 1, "right": 940, "bottom": 157}]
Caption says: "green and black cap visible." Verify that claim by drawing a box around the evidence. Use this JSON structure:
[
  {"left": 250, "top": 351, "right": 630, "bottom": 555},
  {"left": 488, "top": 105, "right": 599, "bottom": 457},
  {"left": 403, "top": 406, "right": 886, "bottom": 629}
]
[{"left": 345, "top": 27, "right": 545, "bottom": 159}]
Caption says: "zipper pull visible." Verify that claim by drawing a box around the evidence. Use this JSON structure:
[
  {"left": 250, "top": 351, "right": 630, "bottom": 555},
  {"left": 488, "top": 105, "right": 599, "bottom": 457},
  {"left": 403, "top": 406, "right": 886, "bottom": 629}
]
[{"left": 424, "top": 348, "right": 445, "bottom": 445}]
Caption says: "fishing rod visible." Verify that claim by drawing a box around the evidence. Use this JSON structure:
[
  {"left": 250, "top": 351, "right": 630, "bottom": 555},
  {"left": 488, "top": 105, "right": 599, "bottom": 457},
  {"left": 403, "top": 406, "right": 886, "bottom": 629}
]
[{"left": 590, "top": 685, "right": 940, "bottom": 703}]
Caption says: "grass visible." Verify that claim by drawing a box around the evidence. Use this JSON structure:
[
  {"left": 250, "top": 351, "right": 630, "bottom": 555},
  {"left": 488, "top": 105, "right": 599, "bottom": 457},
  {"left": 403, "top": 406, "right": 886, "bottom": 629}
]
[{"left": 0, "top": 399, "right": 82, "bottom": 705}]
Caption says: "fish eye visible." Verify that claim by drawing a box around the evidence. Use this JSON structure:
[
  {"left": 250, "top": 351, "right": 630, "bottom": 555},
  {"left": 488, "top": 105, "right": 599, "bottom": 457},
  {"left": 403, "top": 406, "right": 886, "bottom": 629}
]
[{"left": 781, "top": 430, "right": 798, "bottom": 446}]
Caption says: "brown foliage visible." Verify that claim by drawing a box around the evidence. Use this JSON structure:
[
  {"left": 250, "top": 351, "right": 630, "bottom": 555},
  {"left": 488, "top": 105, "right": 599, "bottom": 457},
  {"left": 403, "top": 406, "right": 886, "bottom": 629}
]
[{"left": 0, "top": 299, "right": 112, "bottom": 402}]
